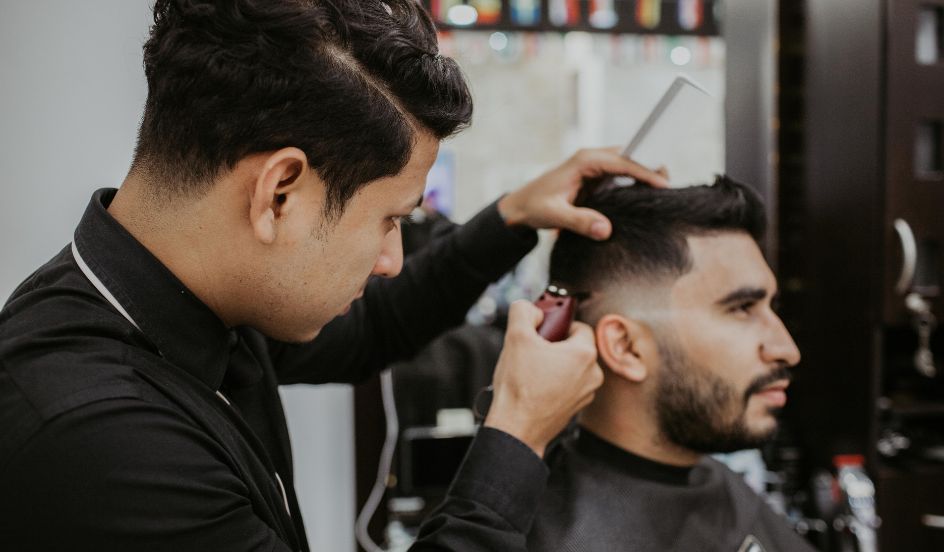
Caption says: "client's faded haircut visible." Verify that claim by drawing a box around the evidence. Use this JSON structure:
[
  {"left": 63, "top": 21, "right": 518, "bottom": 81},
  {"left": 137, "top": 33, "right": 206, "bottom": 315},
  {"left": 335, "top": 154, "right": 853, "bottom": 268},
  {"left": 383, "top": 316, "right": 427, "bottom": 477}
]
[{"left": 549, "top": 175, "right": 766, "bottom": 299}]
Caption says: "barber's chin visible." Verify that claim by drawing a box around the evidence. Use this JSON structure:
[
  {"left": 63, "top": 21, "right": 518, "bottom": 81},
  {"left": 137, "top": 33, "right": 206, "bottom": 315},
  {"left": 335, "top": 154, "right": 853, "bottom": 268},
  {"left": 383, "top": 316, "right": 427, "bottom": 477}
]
[
  {"left": 265, "top": 329, "right": 321, "bottom": 345},
  {"left": 283, "top": 327, "right": 322, "bottom": 344}
]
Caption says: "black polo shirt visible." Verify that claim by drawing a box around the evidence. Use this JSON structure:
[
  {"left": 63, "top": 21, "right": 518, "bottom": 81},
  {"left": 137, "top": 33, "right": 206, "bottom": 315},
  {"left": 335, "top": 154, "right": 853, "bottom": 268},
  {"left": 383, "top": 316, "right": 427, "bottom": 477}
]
[{"left": 0, "top": 189, "right": 548, "bottom": 551}]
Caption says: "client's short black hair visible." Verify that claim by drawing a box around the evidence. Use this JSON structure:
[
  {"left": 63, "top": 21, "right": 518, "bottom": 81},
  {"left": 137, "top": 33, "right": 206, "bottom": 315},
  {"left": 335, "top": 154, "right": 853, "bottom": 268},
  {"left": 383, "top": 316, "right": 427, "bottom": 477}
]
[{"left": 549, "top": 175, "right": 766, "bottom": 294}]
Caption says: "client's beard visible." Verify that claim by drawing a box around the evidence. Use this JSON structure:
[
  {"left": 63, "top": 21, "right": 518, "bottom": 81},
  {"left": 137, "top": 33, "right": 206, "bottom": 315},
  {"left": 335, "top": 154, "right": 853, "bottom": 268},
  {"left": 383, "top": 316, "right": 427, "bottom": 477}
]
[{"left": 652, "top": 332, "right": 791, "bottom": 454}]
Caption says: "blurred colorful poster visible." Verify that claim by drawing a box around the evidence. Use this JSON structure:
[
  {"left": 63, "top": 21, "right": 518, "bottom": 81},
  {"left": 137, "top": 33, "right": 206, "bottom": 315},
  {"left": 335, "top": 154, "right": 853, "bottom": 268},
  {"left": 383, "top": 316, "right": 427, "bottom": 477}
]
[
  {"left": 430, "top": 0, "right": 461, "bottom": 24},
  {"left": 510, "top": 0, "right": 541, "bottom": 26},
  {"left": 589, "top": 0, "right": 618, "bottom": 29},
  {"left": 678, "top": 0, "right": 704, "bottom": 30},
  {"left": 471, "top": 0, "right": 502, "bottom": 24},
  {"left": 549, "top": 0, "right": 580, "bottom": 26},
  {"left": 635, "top": 0, "right": 660, "bottom": 29}
]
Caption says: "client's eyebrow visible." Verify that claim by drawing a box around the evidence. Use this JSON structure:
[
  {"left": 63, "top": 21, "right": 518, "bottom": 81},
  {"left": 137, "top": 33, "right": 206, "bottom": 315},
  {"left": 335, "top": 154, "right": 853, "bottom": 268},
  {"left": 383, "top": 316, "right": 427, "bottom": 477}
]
[{"left": 715, "top": 287, "right": 768, "bottom": 307}]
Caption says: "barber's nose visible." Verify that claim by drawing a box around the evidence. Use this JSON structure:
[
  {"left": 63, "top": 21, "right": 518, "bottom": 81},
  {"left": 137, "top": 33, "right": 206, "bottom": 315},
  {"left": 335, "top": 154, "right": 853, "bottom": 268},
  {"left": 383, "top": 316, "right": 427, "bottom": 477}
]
[
  {"left": 371, "top": 225, "right": 404, "bottom": 279},
  {"left": 762, "top": 314, "right": 801, "bottom": 367}
]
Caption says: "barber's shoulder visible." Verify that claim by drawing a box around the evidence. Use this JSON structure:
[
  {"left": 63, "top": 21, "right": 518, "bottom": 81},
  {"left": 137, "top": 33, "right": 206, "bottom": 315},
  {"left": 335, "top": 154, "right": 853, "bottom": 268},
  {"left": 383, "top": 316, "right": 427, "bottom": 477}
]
[
  {"left": 0, "top": 258, "right": 166, "bottom": 470},
  {"left": 1, "top": 304, "right": 151, "bottom": 420}
]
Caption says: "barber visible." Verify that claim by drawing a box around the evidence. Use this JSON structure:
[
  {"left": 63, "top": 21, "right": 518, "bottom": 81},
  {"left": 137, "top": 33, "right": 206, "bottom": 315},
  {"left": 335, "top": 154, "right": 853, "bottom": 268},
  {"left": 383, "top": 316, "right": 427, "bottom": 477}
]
[{"left": 0, "top": 1, "right": 666, "bottom": 551}]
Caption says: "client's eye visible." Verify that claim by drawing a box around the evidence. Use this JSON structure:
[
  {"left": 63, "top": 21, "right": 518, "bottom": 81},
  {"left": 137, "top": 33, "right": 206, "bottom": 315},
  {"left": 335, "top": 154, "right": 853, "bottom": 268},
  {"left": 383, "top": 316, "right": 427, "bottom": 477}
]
[{"left": 732, "top": 301, "right": 756, "bottom": 315}]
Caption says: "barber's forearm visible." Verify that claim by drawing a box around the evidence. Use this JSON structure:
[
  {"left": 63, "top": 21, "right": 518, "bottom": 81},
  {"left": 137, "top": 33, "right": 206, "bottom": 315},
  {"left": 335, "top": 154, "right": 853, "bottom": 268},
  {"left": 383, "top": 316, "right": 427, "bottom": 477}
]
[{"left": 411, "top": 427, "right": 547, "bottom": 551}]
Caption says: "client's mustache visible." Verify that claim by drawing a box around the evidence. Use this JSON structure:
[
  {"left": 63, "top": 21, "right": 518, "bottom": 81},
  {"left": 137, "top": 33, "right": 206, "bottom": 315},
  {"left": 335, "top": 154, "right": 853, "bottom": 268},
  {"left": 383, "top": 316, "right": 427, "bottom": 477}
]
[{"left": 743, "top": 364, "right": 794, "bottom": 403}]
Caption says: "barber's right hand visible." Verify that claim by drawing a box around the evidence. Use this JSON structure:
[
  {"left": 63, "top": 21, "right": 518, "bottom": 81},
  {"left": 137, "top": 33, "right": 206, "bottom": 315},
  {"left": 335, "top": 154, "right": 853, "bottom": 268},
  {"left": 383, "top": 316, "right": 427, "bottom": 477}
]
[{"left": 484, "top": 300, "right": 603, "bottom": 458}]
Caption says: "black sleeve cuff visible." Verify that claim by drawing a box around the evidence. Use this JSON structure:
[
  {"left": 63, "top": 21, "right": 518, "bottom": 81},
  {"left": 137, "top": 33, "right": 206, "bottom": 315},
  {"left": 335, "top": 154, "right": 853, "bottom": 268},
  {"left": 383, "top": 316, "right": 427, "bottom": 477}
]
[
  {"left": 446, "top": 426, "right": 549, "bottom": 534},
  {"left": 452, "top": 199, "right": 539, "bottom": 282}
]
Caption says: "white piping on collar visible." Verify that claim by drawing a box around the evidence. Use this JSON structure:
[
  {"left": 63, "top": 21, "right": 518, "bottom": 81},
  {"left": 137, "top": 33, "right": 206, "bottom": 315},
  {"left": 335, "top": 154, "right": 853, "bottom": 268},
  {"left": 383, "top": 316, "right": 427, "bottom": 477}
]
[
  {"left": 275, "top": 472, "right": 292, "bottom": 517},
  {"left": 71, "top": 240, "right": 142, "bottom": 332}
]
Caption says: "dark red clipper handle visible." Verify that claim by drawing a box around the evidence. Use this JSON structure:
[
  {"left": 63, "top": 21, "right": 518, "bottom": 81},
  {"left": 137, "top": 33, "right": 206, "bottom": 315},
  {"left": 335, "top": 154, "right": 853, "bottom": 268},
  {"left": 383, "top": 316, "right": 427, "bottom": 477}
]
[{"left": 535, "top": 289, "right": 578, "bottom": 342}]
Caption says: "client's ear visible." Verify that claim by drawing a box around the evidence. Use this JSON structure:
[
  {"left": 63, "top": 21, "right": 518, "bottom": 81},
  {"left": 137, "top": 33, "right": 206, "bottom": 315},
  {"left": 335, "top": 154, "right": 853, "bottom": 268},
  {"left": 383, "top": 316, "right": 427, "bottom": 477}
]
[{"left": 595, "top": 314, "right": 651, "bottom": 383}]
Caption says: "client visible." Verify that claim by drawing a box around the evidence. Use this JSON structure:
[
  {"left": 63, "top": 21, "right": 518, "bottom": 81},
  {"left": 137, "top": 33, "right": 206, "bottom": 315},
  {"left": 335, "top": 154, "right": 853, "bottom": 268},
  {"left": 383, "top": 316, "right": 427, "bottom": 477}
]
[{"left": 528, "top": 176, "right": 815, "bottom": 552}]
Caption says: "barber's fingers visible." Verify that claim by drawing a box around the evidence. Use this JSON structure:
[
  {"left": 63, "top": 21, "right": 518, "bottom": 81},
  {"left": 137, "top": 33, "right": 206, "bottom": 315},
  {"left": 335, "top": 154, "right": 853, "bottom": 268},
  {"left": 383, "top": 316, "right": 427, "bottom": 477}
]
[
  {"left": 506, "top": 300, "right": 545, "bottom": 334},
  {"left": 506, "top": 302, "right": 598, "bottom": 373},
  {"left": 573, "top": 147, "right": 670, "bottom": 188},
  {"left": 576, "top": 385, "right": 600, "bottom": 410},
  {"left": 566, "top": 320, "right": 602, "bottom": 365},
  {"left": 555, "top": 205, "right": 613, "bottom": 240},
  {"left": 562, "top": 322, "right": 601, "bottom": 378},
  {"left": 566, "top": 319, "right": 595, "bottom": 342}
]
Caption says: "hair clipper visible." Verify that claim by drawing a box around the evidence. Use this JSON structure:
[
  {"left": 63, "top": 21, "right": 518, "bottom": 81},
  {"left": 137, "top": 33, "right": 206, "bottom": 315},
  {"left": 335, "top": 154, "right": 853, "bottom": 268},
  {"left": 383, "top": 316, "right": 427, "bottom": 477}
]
[{"left": 535, "top": 285, "right": 582, "bottom": 342}]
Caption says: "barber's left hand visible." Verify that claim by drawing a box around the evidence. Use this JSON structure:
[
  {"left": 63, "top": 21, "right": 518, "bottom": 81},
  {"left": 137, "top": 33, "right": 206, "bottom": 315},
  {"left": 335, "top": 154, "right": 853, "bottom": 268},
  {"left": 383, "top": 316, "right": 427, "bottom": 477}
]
[{"left": 497, "top": 147, "right": 669, "bottom": 240}]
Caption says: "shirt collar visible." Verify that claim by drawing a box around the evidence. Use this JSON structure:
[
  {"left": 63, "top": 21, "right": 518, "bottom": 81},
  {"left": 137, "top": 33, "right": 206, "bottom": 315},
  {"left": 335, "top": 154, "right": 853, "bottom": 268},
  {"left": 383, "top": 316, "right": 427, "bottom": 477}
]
[
  {"left": 73, "top": 188, "right": 238, "bottom": 390},
  {"left": 575, "top": 426, "right": 694, "bottom": 486}
]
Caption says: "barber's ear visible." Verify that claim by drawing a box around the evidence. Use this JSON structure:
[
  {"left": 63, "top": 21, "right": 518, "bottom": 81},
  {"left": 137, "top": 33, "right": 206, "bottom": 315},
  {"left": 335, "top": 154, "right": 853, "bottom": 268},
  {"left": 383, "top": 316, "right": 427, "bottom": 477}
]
[
  {"left": 249, "top": 147, "right": 309, "bottom": 245},
  {"left": 595, "top": 314, "right": 650, "bottom": 383}
]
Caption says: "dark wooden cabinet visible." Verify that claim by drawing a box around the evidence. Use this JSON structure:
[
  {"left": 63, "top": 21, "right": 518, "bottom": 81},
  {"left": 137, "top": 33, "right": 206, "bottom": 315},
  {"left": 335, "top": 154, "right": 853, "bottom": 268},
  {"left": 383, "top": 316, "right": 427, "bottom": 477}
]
[
  {"left": 884, "top": 0, "right": 944, "bottom": 325},
  {"left": 780, "top": 0, "right": 944, "bottom": 549},
  {"left": 875, "top": 468, "right": 944, "bottom": 550}
]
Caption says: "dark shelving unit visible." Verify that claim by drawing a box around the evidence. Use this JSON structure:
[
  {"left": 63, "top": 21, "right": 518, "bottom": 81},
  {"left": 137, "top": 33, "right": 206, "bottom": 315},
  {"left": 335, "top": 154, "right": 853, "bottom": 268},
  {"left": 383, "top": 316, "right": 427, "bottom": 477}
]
[{"left": 780, "top": 0, "right": 944, "bottom": 549}]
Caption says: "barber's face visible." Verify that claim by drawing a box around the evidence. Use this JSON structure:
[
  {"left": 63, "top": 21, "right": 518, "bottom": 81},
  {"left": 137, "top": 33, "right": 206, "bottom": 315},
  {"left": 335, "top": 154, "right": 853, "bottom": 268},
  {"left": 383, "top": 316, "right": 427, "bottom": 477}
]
[
  {"left": 652, "top": 233, "right": 801, "bottom": 453},
  {"left": 257, "top": 133, "right": 438, "bottom": 342}
]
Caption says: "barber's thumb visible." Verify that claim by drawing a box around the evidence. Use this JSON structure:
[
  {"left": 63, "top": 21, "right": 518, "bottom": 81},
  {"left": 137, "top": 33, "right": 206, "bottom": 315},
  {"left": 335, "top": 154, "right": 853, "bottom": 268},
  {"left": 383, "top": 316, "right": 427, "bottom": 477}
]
[
  {"left": 566, "top": 320, "right": 595, "bottom": 342},
  {"left": 507, "top": 299, "right": 544, "bottom": 331},
  {"left": 566, "top": 207, "right": 612, "bottom": 240}
]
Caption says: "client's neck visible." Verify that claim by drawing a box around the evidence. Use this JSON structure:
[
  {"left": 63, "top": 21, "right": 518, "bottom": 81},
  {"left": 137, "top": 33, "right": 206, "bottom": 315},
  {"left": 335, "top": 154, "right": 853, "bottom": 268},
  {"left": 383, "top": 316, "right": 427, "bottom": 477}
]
[{"left": 578, "top": 391, "right": 702, "bottom": 468}]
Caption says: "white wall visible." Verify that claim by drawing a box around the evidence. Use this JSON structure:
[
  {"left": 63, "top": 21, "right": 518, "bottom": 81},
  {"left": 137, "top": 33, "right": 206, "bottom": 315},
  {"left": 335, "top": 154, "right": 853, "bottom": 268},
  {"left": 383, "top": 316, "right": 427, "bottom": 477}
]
[
  {"left": 0, "top": 3, "right": 355, "bottom": 550},
  {"left": 0, "top": 2, "right": 150, "bottom": 297},
  {"left": 441, "top": 32, "right": 725, "bottom": 223}
]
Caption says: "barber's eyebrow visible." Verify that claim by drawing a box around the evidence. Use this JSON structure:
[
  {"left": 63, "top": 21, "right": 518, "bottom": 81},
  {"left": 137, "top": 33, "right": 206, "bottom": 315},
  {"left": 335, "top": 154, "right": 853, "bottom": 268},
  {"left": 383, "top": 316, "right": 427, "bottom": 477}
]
[{"left": 715, "top": 287, "right": 768, "bottom": 307}]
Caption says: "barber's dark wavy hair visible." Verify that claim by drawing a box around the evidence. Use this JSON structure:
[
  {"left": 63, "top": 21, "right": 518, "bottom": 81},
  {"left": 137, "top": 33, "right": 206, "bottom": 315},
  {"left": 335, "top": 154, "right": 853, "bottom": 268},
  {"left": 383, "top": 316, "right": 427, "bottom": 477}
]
[
  {"left": 132, "top": 0, "right": 472, "bottom": 217},
  {"left": 549, "top": 175, "right": 767, "bottom": 293}
]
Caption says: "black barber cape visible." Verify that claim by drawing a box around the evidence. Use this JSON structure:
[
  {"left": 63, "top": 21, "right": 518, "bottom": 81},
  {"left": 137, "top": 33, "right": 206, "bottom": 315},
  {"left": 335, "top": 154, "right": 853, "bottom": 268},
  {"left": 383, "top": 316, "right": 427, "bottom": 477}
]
[
  {"left": 528, "top": 428, "right": 817, "bottom": 552},
  {"left": 0, "top": 189, "right": 547, "bottom": 552}
]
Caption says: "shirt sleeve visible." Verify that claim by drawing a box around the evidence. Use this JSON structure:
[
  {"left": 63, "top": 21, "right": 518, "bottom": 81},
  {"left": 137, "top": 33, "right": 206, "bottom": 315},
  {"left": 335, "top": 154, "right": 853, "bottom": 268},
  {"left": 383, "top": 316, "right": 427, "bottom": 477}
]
[
  {"left": 409, "top": 427, "right": 550, "bottom": 551},
  {"left": 268, "top": 200, "right": 538, "bottom": 385},
  {"left": 0, "top": 398, "right": 294, "bottom": 552}
]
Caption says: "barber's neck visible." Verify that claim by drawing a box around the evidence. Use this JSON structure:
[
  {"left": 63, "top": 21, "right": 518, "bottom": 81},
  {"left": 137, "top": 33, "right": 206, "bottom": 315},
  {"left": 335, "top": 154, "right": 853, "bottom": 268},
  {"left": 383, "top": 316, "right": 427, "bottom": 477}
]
[
  {"left": 108, "top": 172, "right": 242, "bottom": 327},
  {"left": 578, "top": 388, "right": 702, "bottom": 468}
]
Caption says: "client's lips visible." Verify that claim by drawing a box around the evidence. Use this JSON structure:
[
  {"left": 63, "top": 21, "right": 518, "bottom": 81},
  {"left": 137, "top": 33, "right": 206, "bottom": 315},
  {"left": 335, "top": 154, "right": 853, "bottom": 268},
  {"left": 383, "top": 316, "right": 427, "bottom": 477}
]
[{"left": 755, "top": 380, "right": 790, "bottom": 407}]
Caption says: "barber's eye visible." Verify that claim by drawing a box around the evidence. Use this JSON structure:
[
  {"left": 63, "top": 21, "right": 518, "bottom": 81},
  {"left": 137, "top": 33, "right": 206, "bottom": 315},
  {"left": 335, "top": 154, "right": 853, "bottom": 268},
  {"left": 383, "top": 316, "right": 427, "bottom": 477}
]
[
  {"left": 389, "top": 213, "right": 415, "bottom": 226},
  {"left": 385, "top": 213, "right": 414, "bottom": 233}
]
